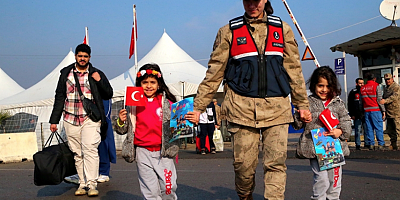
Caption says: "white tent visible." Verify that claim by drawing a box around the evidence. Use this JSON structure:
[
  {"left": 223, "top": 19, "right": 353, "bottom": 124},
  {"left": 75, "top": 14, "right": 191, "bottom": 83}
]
[
  {"left": 0, "top": 51, "right": 75, "bottom": 149},
  {"left": 0, "top": 51, "right": 75, "bottom": 109},
  {"left": 0, "top": 68, "right": 25, "bottom": 101},
  {"left": 110, "top": 31, "right": 210, "bottom": 99}
]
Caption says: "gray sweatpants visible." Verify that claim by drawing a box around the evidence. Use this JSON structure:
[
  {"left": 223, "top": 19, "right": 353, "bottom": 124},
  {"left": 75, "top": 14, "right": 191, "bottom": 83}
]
[
  {"left": 136, "top": 147, "right": 177, "bottom": 200},
  {"left": 310, "top": 158, "right": 342, "bottom": 200}
]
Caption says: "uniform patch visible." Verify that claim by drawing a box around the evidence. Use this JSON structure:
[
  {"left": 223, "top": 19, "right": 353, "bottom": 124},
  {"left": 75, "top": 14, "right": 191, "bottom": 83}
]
[
  {"left": 273, "top": 31, "right": 280, "bottom": 40},
  {"left": 237, "top": 37, "right": 247, "bottom": 45},
  {"left": 272, "top": 42, "right": 284, "bottom": 48}
]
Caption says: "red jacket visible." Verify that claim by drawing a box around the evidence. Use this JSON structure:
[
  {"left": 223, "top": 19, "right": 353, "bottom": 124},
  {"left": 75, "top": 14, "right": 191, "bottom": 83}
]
[{"left": 360, "top": 80, "right": 380, "bottom": 112}]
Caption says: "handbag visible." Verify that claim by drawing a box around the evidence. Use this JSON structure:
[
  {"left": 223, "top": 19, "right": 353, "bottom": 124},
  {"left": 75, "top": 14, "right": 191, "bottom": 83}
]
[
  {"left": 73, "top": 72, "right": 101, "bottom": 122},
  {"left": 33, "top": 131, "right": 77, "bottom": 186}
]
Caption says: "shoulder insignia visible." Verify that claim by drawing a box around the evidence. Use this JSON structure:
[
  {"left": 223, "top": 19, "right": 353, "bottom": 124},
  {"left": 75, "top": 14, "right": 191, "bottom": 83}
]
[
  {"left": 229, "top": 16, "right": 245, "bottom": 30},
  {"left": 267, "top": 15, "right": 282, "bottom": 27}
]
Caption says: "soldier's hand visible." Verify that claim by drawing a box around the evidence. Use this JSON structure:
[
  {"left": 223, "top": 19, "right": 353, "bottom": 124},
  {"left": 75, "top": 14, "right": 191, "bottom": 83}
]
[
  {"left": 185, "top": 110, "right": 201, "bottom": 125},
  {"left": 299, "top": 110, "right": 312, "bottom": 123},
  {"left": 379, "top": 99, "right": 385, "bottom": 105},
  {"left": 382, "top": 112, "right": 386, "bottom": 120}
]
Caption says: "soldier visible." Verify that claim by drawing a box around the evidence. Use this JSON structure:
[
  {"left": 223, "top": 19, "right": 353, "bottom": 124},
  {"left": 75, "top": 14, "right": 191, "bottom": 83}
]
[
  {"left": 186, "top": 1, "right": 311, "bottom": 199},
  {"left": 379, "top": 73, "right": 400, "bottom": 150},
  {"left": 213, "top": 99, "right": 221, "bottom": 126}
]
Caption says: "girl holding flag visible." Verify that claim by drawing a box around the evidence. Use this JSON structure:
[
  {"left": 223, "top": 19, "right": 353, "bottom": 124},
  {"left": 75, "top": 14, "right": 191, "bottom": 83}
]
[
  {"left": 293, "top": 66, "right": 351, "bottom": 200},
  {"left": 114, "top": 63, "right": 179, "bottom": 199}
]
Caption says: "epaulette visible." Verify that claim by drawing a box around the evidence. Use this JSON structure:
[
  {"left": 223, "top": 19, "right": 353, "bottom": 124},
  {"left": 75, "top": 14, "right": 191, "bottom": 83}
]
[
  {"left": 267, "top": 15, "right": 282, "bottom": 27},
  {"left": 229, "top": 16, "right": 245, "bottom": 30}
]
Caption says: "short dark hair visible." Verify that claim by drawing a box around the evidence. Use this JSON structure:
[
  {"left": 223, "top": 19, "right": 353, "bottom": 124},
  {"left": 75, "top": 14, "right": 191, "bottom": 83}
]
[
  {"left": 307, "top": 66, "right": 342, "bottom": 98},
  {"left": 264, "top": 1, "right": 273, "bottom": 15},
  {"left": 75, "top": 44, "right": 91, "bottom": 56},
  {"left": 355, "top": 78, "right": 363, "bottom": 83},
  {"left": 365, "top": 72, "right": 375, "bottom": 80}
]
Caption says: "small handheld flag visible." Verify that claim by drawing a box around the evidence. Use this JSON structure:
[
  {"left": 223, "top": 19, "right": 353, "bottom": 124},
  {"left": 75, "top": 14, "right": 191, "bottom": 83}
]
[
  {"left": 319, "top": 108, "right": 339, "bottom": 131},
  {"left": 125, "top": 86, "right": 146, "bottom": 106}
]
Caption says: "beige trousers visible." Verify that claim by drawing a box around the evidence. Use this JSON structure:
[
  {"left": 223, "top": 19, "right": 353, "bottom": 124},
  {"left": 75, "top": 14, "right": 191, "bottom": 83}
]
[
  {"left": 64, "top": 118, "right": 101, "bottom": 187},
  {"left": 230, "top": 123, "right": 288, "bottom": 200}
]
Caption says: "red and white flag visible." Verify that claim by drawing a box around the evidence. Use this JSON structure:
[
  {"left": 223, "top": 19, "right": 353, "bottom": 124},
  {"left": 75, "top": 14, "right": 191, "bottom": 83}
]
[
  {"left": 319, "top": 108, "right": 339, "bottom": 131},
  {"left": 125, "top": 86, "right": 146, "bottom": 106},
  {"left": 83, "top": 27, "right": 89, "bottom": 45},
  {"left": 129, "top": 5, "right": 137, "bottom": 59}
]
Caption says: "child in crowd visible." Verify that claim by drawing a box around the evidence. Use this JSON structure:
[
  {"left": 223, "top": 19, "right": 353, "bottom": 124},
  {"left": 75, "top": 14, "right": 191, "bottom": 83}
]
[
  {"left": 114, "top": 63, "right": 179, "bottom": 199},
  {"left": 294, "top": 66, "right": 351, "bottom": 200}
]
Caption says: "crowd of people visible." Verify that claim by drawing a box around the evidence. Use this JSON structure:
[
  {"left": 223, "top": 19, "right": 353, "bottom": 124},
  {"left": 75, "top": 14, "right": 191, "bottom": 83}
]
[
  {"left": 348, "top": 73, "right": 399, "bottom": 151},
  {"left": 45, "top": 0, "right": 398, "bottom": 200}
]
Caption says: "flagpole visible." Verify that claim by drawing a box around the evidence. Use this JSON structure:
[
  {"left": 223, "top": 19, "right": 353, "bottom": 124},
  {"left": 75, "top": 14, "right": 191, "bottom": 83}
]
[
  {"left": 85, "top": 27, "right": 89, "bottom": 46},
  {"left": 281, "top": 0, "right": 320, "bottom": 68},
  {"left": 133, "top": 5, "right": 138, "bottom": 74}
]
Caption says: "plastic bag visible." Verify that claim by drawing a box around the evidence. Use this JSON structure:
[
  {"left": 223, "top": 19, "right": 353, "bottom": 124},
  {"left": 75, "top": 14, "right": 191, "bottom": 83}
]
[{"left": 213, "top": 129, "right": 224, "bottom": 151}]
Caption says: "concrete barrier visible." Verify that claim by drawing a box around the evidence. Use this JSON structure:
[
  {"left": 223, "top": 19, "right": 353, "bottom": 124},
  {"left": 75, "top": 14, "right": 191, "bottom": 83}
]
[{"left": 0, "top": 132, "right": 38, "bottom": 163}]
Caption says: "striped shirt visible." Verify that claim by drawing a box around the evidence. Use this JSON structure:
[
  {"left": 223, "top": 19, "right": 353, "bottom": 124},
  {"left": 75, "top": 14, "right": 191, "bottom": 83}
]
[{"left": 63, "top": 67, "right": 93, "bottom": 126}]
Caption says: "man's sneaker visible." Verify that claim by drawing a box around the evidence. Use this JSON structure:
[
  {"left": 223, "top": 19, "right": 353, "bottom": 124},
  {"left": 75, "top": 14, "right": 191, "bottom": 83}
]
[
  {"left": 87, "top": 183, "right": 99, "bottom": 197},
  {"left": 201, "top": 149, "right": 206, "bottom": 155},
  {"left": 356, "top": 145, "right": 361, "bottom": 150},
  {"left": 97, "top": 175, "right": 110, "bottom": 183},
  {"left": 64, "top": 174, "right": 79, "bottom": 185},
  {"left": 74, "top": 185, "right": 87, "bottom": 196},
  {"left": 211, "top": 148, "right": 216, "bottom": 154},
  {"left": 377, "top": 145, "right": 385, "bottom": 150},
  {"left": 369, "top": 145, "right": 374, "bottom": 151}
]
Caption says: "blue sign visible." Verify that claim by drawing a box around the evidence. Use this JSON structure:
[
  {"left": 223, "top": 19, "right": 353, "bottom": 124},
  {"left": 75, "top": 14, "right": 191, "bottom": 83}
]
[{"left": 334, "top": 58, "right": 345, "bottom": 75}]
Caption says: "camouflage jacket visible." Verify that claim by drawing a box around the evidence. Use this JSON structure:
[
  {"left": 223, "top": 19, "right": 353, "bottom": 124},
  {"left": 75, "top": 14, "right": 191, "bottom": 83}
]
[
  {"left": 293, "top": 95, "right": 351, "bottom": 159},
  {"left": 193, "top": 12, "right": 309, "bottom": 128},
  {"left": 113, "top": 93, "right": 179, "bottom": 163},
  {"left": 383, "top": 82, "right": 400, "bottom": 118}
]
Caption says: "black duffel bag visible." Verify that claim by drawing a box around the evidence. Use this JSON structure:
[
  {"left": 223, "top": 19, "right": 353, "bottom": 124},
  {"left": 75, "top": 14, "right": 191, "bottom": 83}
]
[{"left": 33, "top": 131, "right": 76, "bottom": 186}]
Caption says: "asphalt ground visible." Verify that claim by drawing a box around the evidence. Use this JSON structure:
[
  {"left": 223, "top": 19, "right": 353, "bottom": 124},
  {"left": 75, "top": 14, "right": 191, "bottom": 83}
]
[{"left": 1, "top": 133, "right": 400, "bottom": 200}]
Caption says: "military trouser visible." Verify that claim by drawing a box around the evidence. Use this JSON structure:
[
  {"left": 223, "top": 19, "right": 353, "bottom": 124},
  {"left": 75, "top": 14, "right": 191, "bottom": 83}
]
[
  {"left": 229, "top": 123, "right": 288, "bottom": 200},
  {"left": 386, "top": 118, "right": 400, "bottom": 147}
]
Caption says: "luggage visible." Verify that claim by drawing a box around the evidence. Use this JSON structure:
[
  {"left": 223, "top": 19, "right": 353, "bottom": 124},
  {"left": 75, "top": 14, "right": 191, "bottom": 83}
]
[{"left": 33, "top": 131, "right": 76, "bottom": 186}]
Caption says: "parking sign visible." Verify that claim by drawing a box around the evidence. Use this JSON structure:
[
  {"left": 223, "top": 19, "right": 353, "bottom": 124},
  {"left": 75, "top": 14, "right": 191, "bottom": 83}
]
[{"left": 334, "top": 58, "right": 345, "bottom": 75}]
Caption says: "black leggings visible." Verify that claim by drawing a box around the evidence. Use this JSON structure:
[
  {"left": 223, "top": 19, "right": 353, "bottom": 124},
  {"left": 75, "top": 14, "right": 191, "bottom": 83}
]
[{"left": 199, "top": 123, "right": 216, "bottom": 150}]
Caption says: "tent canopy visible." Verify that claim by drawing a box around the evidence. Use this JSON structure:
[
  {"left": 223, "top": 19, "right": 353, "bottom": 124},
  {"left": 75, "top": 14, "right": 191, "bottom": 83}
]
[
  {"left": 0, "top": 51, "right": 75, "bottom": 109},
  {"left": 0, "top": 68, "right": 25, "bottom": 101},
  {"left": 110, "top": 31, "right": 208, "bottom": 97}
]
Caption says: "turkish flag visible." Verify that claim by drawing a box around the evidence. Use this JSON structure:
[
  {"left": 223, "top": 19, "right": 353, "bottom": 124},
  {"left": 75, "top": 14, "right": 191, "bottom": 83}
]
[
  {"left": 125, "top": 86, "right": 146, "bottom": 106},
  {"left": 319, "top": 108, "right": 339, "bottom": 131}
]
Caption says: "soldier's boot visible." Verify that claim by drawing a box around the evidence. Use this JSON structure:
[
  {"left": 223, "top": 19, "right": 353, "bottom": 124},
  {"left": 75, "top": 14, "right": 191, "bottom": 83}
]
[{"left": 389, "top": 141, "right": 398, "bottom": 150}]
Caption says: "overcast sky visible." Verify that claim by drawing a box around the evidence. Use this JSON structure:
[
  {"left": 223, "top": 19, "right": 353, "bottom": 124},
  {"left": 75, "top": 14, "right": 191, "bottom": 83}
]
[{"left": 0, "top": 0, "right": 395, "bottom": 98}]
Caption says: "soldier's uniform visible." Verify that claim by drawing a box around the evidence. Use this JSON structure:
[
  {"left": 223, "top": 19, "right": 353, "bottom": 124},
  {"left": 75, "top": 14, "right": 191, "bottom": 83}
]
[
  {"left": 382, "top": 75, "right": 400, "bottom": 150},
  {"left": 193, "top": 12, "right": 309, "bottom": 200}
]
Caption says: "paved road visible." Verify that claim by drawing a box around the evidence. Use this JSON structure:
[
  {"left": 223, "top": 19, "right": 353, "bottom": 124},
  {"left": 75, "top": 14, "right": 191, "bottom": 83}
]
[{"left": 1, "top": 144, "right": 400, "bottom": 200}]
